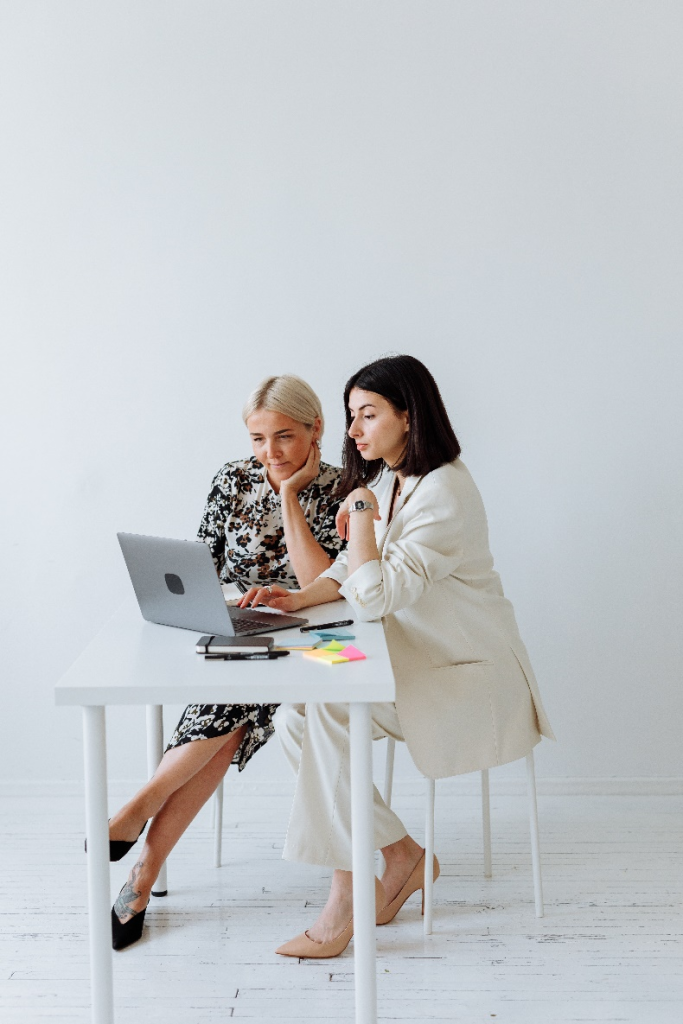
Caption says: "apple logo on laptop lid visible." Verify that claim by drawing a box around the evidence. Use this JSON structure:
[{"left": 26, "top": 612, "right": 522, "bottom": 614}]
[{"left": 165, "top": 573, "right": 185, "bottom": 595}]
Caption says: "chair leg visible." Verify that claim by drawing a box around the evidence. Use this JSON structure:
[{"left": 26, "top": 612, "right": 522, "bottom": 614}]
[
  {"left": 377, "top": 738, "right": 397, "bottom": 875},
  {"left": 481, "top": 769, "right": 492, "bottom": 878},
  {"left": 383, "top": 737, "right": 396, "bottom": 808},
  {"left": 526, "top": 751, "right": 544, "bottom": 918},
  {"left": 213, "top": 778, "right": 224, "bottom": 868},
  {"left": 423, "top": 778, "right": 435, "bottom": 935}
]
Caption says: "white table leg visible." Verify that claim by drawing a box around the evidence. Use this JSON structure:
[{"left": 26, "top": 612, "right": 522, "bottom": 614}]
[
  {"left": 349, "top": 702, "right": 377, "bottom": 1024},
  {"left": 83, "top": 705, "right": 114, "bottom": 1024},
  {"left": 146, "top": 705, "right": 168, "bottom": 897}
]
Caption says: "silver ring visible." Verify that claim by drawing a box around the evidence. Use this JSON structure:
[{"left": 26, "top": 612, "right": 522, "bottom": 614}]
[{"left": 266, "top": 585, "right": 273, "bottom": 594}]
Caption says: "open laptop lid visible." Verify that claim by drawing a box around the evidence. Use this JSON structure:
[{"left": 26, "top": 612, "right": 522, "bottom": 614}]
[
  {"left": 118, "top": 533, "right": 238, "bottom": 634},
  {"left": 118, "top": 533, "right": 308, "bottom": 634}
]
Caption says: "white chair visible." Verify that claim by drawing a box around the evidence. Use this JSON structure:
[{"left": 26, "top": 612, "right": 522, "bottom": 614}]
[
  {"left": 210, "top": 741, "right": 545, "bottom": 929},
  {"left": 382, "top": 738, "right": 544, "bottom": 934}
]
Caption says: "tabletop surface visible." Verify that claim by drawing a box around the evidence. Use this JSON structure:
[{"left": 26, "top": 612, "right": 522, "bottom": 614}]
[{"left": 55, "top": 596, "right": 396, "bottom": 706}]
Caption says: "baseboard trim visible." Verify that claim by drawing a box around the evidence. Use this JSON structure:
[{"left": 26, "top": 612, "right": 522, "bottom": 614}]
[{"left": 2, "top": 777, "right": 682, "bottom": 799}]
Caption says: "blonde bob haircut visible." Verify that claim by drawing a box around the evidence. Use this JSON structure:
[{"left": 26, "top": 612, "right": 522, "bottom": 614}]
[{"left": 242, "top": 375, "right": 324, "bottom": 438}]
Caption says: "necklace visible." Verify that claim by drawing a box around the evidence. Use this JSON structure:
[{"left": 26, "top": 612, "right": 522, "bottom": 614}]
[{"left": 389, "top": 477, "right": 402, "bottom": 522}]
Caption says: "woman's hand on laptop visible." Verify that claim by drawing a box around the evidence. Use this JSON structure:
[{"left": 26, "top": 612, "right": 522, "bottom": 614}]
[
  {"left": 238, "top": 576, "right": 342, "bottom": 612},
  {"left": 238, "top": 585, "right": 303, "bottom": 613}
]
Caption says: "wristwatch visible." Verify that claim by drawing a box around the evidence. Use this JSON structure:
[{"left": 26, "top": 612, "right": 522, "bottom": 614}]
[{"left": 349, "top": 500, "right": 375, "bottom": 513}]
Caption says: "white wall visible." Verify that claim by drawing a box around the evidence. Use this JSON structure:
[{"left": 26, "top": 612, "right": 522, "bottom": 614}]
[{"left": 1, "top": 1, "right": 682, "bottom": 791}]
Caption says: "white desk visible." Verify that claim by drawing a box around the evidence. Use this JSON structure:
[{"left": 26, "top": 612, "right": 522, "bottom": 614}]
[{"left": 55, "top": 597, "right": 395, "bottom": 1024}]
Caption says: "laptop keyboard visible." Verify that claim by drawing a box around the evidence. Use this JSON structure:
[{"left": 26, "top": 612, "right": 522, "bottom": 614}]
[{"left": 231, "top": 613, "right": 278, "bottom": 634}]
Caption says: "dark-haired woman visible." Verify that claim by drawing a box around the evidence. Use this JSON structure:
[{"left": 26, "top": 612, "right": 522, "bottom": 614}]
[{"left": 240, "top": 355, "right": 555, "bottom": 958}]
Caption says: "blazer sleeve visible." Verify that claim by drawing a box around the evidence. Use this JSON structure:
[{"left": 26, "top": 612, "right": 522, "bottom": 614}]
[
  {"left": 319, "top": 548, "right": 350, "bottom": 585},
  {"left": 338, "top": 496, "right": 463, "bottom": 620}
]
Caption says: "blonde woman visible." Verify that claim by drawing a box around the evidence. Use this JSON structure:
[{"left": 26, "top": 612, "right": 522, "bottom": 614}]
[{"left": 104, "top": 375, "right": 344, "bottom": 950}]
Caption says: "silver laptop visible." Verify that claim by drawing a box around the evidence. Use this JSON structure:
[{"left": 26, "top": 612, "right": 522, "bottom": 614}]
[{"left": 117, "top": 533, "right": 308, "bottom": 635}]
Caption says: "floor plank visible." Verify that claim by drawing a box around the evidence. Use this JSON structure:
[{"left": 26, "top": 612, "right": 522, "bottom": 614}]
[{"left": 0, "top": 792, "right": 681, "bottom": 1023}]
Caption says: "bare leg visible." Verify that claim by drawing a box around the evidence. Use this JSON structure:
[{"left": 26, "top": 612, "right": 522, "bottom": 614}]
[
  {"left": 113, "top": 727, "right": 246, "bottom": 923},
  {"left": 109, "top": 731, "right": 244, "bottom": 842},
  {"left": 306, "top": 834, "right": 423, "bottom": 943}
]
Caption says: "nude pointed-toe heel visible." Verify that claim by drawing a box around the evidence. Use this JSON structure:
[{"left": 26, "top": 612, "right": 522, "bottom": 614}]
[
  {"left": 275, "top": 918, "right": 355, "bottom": 959},
  {"left": 276, "top": 877, "right": 385, "bottom": 959},
  {"left": 376, "top": 851, "right": 440, "bottom": 926}
]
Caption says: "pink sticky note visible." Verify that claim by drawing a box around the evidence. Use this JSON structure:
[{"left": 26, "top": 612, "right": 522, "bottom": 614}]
[{"left": 339, "top": 645, "right": 366, "bottom": 661}]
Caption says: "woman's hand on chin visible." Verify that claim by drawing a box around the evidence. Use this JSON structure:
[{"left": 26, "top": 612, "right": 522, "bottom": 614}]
[
  {"left": 237, "top": 585, "right": 303, "bottom": 613},
  {"left": 280, "top": 442, "right": 321, "bottom": 497}
]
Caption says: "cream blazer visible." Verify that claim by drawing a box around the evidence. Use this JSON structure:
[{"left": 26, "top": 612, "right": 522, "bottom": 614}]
[{"left": 321, "top": 459, "right": 555, "bottom": 779}]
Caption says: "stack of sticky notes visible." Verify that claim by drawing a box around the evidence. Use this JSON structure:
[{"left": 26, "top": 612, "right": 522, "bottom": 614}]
[
  {"left": 303, "top": 640, "right": 367, "bottom": 665},
  {"left": 310, "top": 631, "right": 355, "bottom": 652}
]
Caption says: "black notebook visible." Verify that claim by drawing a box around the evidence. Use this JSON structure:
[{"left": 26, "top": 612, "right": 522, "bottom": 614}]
[{"left": 195, "top": 635, "right": 274, "bottom": 655}]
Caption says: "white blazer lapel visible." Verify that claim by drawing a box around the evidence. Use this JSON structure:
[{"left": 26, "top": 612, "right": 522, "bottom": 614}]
[
  {"left": 377, "top": 473, "right": 422, "bottom": 556},
  {"left": 392, "top": 474, "right": 421, "bottom": 514}
]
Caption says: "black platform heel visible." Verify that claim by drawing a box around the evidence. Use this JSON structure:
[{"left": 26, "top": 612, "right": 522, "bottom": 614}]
[
  {"left": 84, "top": 820, "right": 148, "bottom": 862},
  {"left": 111, "top": 904, "right": 147, "bottom": 951},
  {"left": 109, "top": 821, "right": 148, "bottom": 862}
]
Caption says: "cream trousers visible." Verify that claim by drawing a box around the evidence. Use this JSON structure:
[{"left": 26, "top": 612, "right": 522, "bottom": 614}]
[{"left": 274, "top": 702, "right": 408, "bottom": 871}]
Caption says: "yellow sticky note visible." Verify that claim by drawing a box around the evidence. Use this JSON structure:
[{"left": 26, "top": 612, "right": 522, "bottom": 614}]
[
  {"left": 303, "top": 650, "right": 349, "bottom": 665},
  {"left": 323, "top": 640, "right": 345, "bottom": 652}
]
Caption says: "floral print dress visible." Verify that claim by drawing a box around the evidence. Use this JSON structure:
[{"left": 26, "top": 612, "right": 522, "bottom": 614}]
[{"left": 166, "top": 456, "right": 344, "bottom": 770}]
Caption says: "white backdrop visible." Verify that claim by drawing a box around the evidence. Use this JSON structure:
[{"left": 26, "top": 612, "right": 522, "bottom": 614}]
[{"left": 1, "top": 1, "right": 682, "bottom": 792}]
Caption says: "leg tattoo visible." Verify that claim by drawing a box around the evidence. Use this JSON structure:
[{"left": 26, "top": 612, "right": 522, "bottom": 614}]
[{"left": 113, "top": 861, "right": 146, "bottom": 923}]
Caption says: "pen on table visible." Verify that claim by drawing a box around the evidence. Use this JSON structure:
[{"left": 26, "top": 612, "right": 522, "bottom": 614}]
[
  {"left": 205, "top": 651, "right": 290, "bottom": 661},
  {"left": 300, "top": 619, "right": 354, "bottom": 633}
]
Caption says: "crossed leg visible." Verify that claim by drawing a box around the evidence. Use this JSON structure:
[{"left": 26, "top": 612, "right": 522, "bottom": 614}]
[{"left": 111, "top": 727, "right": 246, "bottom": 923}]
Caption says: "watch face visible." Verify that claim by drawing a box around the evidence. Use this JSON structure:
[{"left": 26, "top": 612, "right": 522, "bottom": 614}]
[{"left": 353, "top": 500, "right": 365, "bottom": 511}]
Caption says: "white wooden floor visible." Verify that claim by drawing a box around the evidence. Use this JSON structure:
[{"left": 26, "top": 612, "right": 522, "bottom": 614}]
[{"left": 1, "top": 790, "right": 681, "bottom": 1023}]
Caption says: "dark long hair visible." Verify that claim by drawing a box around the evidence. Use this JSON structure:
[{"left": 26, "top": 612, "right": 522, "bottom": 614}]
[{"left": 338, "top": 355, "right": 461, "bottom": 494}]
